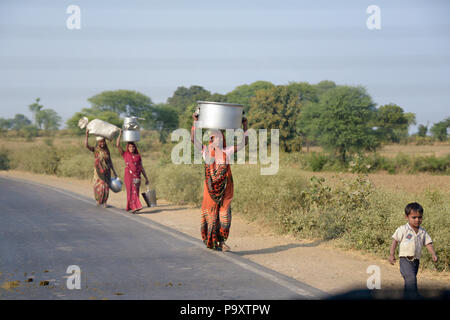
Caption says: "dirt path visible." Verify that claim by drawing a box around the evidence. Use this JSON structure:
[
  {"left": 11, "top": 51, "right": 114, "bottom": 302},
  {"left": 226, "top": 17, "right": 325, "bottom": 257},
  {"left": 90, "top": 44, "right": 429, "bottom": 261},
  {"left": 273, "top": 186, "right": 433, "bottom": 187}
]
[{"left": 1, "top": 170, "right": 448, "bottom": 296}]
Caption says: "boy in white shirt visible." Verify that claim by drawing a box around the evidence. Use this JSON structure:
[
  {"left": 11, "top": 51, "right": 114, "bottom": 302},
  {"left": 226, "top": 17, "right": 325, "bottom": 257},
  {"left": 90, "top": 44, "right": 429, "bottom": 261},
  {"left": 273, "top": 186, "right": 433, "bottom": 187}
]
[{"left": 389, "top": 202, "right": 438, "bottom": 298}]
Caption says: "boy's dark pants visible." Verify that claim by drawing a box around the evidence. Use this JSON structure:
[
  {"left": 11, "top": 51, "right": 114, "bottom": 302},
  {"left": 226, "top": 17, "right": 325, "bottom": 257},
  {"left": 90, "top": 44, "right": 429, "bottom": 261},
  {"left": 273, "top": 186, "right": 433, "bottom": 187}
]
[{"left": 399, "top": 257, "right": 420, "bottom": 298}]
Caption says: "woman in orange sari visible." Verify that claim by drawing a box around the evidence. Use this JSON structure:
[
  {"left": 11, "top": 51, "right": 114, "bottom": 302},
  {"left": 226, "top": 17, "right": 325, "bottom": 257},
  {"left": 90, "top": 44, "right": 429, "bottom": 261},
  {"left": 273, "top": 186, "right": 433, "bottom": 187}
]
[
  {"left": 191, "top": 113, "right": 248, "bottom": 251},
  {"left": 85, "top": 129, "right": 118, "bottom": 208}
]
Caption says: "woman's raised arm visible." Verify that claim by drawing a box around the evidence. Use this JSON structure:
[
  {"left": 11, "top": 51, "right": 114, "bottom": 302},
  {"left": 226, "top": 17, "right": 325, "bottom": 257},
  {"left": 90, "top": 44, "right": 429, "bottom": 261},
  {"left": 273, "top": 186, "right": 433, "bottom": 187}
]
[
  {"left": 191, "top": 113, "right": 204, "bottom": 152},
  {"left": 85, "top": 129, "right": 94, "bottom": 152},
  {"left": 116, "top": 129, "right": 124, "bottom": 156}
]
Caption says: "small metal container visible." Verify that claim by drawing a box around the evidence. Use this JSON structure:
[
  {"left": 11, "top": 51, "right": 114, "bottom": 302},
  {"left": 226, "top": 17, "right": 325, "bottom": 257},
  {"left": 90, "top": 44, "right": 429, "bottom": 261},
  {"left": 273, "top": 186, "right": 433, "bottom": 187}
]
[
  {"left": 196, "top": 101, "right": 244, "bottom": 129},
  {"left": 109, "top": 177, "right": 122, "bottom": 193}
]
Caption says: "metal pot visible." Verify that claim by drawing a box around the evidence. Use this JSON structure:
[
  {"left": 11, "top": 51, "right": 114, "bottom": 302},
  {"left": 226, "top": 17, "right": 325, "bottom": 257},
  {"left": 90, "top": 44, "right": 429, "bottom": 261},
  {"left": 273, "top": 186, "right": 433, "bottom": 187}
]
[
  {"left": 122, "top": 129, "right": 140, "bottom": 142},
  {"left": 109, "top": 177, "right": 122, "bottom": 193},
  {"left": 196, "top": 101, "right": 244, "bottom": 129},
  {"left": 123, "top": 116, "right": 144, "bottom": 130}
]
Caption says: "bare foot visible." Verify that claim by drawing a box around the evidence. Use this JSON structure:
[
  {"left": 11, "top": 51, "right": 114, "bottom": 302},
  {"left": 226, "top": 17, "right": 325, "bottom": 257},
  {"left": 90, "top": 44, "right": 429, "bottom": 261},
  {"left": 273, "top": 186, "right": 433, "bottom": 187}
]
[{"left": 218, "top": 242, "right": 230, "bottom": 252}]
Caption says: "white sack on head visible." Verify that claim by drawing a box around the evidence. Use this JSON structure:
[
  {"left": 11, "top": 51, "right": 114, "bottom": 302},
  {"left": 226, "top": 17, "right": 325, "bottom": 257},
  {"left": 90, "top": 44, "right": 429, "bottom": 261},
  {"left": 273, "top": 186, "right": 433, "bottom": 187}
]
[{"left": 85, "top": 119, "right": 120, "bottom": 141}]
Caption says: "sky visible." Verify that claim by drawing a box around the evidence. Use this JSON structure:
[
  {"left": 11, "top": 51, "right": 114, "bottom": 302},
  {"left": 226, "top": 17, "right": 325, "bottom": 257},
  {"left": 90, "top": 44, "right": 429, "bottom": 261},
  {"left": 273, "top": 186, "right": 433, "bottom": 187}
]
[{"left": 0, "top": 0, "right": 449, "bottom": 131}]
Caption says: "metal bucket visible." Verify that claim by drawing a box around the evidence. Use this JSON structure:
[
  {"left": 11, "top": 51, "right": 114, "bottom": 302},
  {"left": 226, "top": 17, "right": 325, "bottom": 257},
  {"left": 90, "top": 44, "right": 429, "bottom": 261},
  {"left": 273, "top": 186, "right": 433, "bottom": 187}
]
[
  {"left": 142, "top": 188, "right": 157, "bottom": 207},
  {"left": 122, "top": 129, "right": 140, "bottom": 142},
  {"left": 196, "top": 101, "right": 243, "bottom": 129}
]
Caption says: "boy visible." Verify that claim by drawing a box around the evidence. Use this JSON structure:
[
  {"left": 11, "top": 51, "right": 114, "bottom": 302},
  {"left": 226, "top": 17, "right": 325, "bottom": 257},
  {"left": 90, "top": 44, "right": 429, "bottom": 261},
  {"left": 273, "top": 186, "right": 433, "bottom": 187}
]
[{"left": 389, "top": 202, "right": 438, "bottom": 298}]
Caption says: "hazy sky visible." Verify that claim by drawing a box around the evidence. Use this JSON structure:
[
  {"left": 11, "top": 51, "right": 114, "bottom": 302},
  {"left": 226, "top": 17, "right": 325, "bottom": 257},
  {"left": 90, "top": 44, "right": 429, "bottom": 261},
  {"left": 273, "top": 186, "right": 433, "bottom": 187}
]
[{"left": 0, "top": 0, "right": 449, "bottom": 131}]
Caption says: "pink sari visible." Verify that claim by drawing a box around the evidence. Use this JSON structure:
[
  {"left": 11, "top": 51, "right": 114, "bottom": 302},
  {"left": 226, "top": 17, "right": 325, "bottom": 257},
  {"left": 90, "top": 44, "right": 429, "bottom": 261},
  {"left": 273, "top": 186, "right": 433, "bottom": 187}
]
[{"left": 122, "top": 150, "right": 143, "bottom": 211}]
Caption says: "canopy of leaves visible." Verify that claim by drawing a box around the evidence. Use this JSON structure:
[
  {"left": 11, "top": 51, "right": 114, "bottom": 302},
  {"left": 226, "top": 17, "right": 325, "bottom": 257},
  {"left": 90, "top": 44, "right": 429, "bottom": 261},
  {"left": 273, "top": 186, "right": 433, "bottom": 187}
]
[
  {"left": 298, "top": 86, "right": 379, "bottom": 162},
  {"left": 375, "top": 104, "right": 413, "bottom": 143},
  {"left": 88, "top": 90, "right": 153, "bottom": 117},
  {"left": 430, "top": 117, "right": 450, "bottom": 141},
  {"left": 167, "top": 86, "right": 211, "bottom": 112},
  {"left": 36, "top": 108, "right": 62, "bottom": 130},
  {"left": 248, "top": 85, "right": 303, "bottom": 152},
  {"left": 11, "top": 114, "right": 32, "bottom": 130},
  {"left": 417, "top": 124, "right": 428, "bottom": 137},
  {"left": 225, "top": 81, "right": 275, "bottom": 112}
]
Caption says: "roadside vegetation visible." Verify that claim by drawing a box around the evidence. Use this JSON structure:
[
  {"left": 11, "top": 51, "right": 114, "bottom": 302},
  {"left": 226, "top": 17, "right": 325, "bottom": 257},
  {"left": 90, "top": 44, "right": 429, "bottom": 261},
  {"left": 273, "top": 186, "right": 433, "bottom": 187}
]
[{"left": 0, "top": 135, "right": 448, "bottom": 273}]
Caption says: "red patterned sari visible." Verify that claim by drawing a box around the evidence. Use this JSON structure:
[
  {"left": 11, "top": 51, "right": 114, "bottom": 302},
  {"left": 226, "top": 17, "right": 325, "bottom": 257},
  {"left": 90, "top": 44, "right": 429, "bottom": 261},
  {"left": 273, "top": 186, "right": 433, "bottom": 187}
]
[
  {"left": 201, "top": 145, "right": 233, "bottom": 249},
  {"left": 93, "top": 146, "right": 112, "bottom": 205}
]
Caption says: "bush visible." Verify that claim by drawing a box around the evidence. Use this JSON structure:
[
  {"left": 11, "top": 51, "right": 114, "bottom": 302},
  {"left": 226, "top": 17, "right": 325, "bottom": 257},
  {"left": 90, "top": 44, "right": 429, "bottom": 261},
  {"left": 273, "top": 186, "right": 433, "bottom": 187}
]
[
  {"left": 232, "top": 165, "right": 308, "bottom": 226},
  {"left": 153, "top": 163, "right": 203, "bottom": 206},
  {"left": 8, "top": 146, "right": 60, "bottom": 174},
  {"left": 0, "top": 148, "right": 10, "bottom": 170}
]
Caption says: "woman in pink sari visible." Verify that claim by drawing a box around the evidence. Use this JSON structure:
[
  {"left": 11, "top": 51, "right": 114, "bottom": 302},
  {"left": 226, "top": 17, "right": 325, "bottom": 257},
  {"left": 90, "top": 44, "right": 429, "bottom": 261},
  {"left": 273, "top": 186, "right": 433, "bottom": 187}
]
[{"left": 116, "top": 129, "right": 149, "bottom": 213}]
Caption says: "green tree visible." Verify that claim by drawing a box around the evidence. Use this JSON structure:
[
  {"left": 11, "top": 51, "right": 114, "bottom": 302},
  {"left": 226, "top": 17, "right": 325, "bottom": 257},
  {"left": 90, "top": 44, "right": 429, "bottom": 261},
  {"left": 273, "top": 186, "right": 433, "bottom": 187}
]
[
  {"left": 28, "top": 98, "right": 44, "bottom": 126},
  {"left": 225, "top": 81, "right": 275, "bottom": 112},
  {"left": 417, "top": 124, "right": 428, "bottom": 137},
  {"left": 298, "top": 86, "right": 379, "bottom": 163},
  {"left": 430, "top": 117, "right": 450, "bottom": 141},
  {"left": 167, "top": 86, "right": 211, "bottom": 112},
  {"left": 0, "top": 118, "right": 13, "bottom": 130},
  {"left": 375, "top": 104, "right": 412, "bottom": 143},
  {"left": 11, "top": 114, "right": 32, "bottom": 130},
  {"left": 141, "top": 104, "right": 179, "bottom": 142},
  {"left": 36, "top": 109, "right": 62, "bottom": 131},
  {"left": 248, "top": 85, "right": 303, "bottom": 152},
  {"left": 88, "top": 90, "right": 153, "bottom": 117}
]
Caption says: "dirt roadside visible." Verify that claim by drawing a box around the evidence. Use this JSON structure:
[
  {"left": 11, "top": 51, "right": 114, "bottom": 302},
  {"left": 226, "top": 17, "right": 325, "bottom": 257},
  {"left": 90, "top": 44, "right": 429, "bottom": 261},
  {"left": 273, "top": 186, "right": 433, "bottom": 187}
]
[{"left": 1, "top": 170, "right": 448, "bottom": 296}]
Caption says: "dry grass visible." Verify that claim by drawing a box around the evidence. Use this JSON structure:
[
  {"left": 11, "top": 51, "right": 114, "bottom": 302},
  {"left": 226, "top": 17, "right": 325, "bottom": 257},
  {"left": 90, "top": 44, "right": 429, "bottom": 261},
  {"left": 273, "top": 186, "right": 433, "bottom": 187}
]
[
  {"left": 299, "top": 170, "right": 450, "bottom": 195},
  {"left": 379, "top": 143, "right": 450, "bottom": 158},
  {"left": 302, "top": 143, "right": 450, "bottom": 158}
]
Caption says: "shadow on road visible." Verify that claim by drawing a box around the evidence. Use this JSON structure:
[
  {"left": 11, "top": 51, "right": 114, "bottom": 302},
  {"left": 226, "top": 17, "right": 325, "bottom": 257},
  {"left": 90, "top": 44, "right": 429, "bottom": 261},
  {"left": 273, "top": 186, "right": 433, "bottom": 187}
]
[{"left": 233, "top": 240, "right": 324, "bottom": 256}]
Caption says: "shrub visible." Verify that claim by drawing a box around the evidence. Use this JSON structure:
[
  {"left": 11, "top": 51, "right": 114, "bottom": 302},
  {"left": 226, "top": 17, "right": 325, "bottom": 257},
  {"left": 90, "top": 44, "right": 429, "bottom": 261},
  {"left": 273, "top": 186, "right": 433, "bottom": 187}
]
[
  {"left": 153, "top": 163, "right": 203, "bottom": 206},
  {"left": 0, "top": 148, "right": 10, "bottom": 170},
  {"left": 9, "top": 146, "right": 60, "bottom": 174}
]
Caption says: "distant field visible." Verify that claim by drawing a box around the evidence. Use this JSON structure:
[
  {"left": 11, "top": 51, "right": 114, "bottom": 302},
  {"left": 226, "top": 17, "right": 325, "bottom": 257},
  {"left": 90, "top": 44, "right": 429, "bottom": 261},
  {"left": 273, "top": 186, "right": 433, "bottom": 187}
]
[{"left": 303, "top": 142, "right": 450, "bottom": 158}]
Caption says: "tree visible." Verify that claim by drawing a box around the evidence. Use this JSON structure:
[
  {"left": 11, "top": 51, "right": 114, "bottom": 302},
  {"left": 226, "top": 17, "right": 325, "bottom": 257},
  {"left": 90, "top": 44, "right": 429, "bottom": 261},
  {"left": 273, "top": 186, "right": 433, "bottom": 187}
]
[
  {"left": 28, "top": 98, "right": 44, "bottom": 126},
  {"left": 248, "top": 85, "right": 303, "bottom": 152},
  {"left": 430, "top": 117, "right": 450, "bottom": 141},
  {"left": 167, "top": 86, "right": 211, "bottom": 112},
  {"left": 225, "top": 81, "right": 275, "bottom": 112},
  {"left": 88, "top": 90, "right": 153, "bottom": 117},
  {"left": 11, "top": 114, "right": 32, "bottom": 130},
  {"left": 417, "top": 124, "right": 428, "bottom": 137},
  {"left": 375, "top": 104, "right": 412, "bottom": 143},
  {"left": 298, "top": 86, "right": 379, "bottom": 163},
  {"left": 36, "top": 109, "right": 62, "bottom": 131},
  {"left": 141, "top": 104, "right": 179, "bottom": 142},
  {"left": 0, "top": 118, "right": 13, "bottom": 130}
]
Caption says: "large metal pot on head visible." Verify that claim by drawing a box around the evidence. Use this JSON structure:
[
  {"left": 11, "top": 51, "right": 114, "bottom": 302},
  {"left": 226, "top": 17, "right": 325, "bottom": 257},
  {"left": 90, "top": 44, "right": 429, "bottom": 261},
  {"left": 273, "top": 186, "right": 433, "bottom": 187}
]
[{"left": 196, "top": 101, "right": 244, "bottom": 130}]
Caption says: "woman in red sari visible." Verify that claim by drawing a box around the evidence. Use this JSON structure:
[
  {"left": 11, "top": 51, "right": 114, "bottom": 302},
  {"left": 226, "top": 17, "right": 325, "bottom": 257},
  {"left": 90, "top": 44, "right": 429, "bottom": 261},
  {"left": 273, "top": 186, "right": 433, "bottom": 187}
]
[
  {"left": 85, "top": 129, "right": 118, "bottom": 208},
  {"left": 116, "top": 129, "right": 149, "bottom": 213},
  {"left": 191, "top": 113, "right": 248, "bottom": 251}
]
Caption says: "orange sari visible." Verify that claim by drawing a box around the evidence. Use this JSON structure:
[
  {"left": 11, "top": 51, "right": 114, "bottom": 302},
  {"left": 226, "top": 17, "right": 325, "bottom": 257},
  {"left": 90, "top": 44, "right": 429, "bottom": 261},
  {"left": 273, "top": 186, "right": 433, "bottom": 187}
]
[{"left": 200, "top": 145, "right": 233, "bottom": 249}]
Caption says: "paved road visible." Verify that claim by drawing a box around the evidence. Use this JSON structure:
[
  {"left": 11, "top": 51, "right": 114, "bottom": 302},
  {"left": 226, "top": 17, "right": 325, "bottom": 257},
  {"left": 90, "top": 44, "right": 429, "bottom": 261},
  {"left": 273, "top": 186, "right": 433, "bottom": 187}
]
[{"left": 0, "top": 176, "right": 325, "bottom": 300}]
